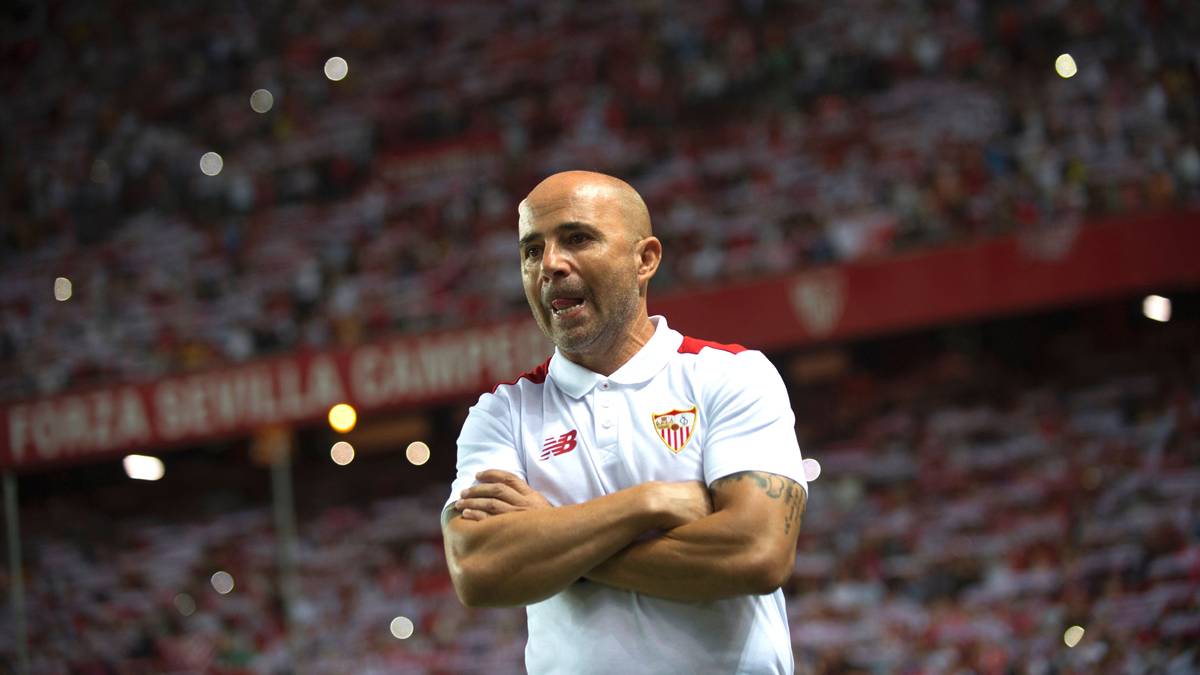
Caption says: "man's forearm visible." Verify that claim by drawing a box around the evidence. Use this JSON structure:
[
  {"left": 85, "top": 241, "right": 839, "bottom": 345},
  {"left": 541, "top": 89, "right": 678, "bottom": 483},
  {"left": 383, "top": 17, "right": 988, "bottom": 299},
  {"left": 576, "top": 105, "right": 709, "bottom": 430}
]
[
  {"left": 584, "top": 510, "right": 783, "bottom": 602},
  {"left": 586, "top": 472, "right": 806, "bottom": 603},
  {"left": 444, "top": 484, "right": 660, "bottom": 607}
]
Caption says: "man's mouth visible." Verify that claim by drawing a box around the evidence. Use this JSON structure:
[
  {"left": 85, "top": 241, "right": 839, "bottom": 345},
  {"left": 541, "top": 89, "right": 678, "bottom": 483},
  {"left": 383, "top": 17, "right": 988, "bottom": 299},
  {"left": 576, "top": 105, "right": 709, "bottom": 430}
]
[{"left": 550, "top": 297, "right": 585, "bottom": 316}]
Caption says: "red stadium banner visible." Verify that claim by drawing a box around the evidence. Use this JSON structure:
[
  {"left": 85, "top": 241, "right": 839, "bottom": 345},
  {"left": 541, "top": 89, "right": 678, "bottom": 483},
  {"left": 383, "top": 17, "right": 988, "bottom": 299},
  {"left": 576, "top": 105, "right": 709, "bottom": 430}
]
[
  {"left": 654, "top": 211, "right": 1200, "bottom": 350},
  {"left": 1, "top": 320, "right": 551, "bottom": 471},
  {"left": 1, "top": 212, "right": 1197, "bottom": 470}
]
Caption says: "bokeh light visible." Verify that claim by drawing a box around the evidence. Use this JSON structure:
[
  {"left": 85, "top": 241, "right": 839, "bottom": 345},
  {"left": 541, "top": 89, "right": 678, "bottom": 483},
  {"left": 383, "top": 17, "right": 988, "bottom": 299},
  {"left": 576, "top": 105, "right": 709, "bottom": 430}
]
[
  {"left": 802, "top": 457, "right": 822, "bottom": 482},
  {"left": 210, "top": 571, "right": 235, "bottom": 595},
  {"left": 123, "top": 454, "right": 165, "bottom": 481},
  {"left": 173, "top": 593, "right": 196, "bottom": 616},
  {"left": 1055, "top": 53, "right": 1078, "bottom": 78},
  {"left": 324, "top": 56, "right": 349, "bottom": 81},
  {"left": 331, "top": 441, "right": 355, "bottom": 466},
  {"left": 249, "top": 88, "right": 275, "bottom": 113},
  {"left": 328, "top": 403, "right": 357, "bottom": 432},
  {"left": 406, "top": 441, "right": 431, "bottom": 466},
  {"left": 389, "top": 616, "right": 415, "bottom": 639},
  {"left": 199, "top": 151, "right": 224, "bottom": 176},
  {"left": 90, "top": 159, "right": 110, "bottom": 184},
  {"left": 53, "top": 277, "right": 72, "bottom": 301},
  {"left": 1063, "top": 625, "right": 1085, "bottom": 648},
  {"left": 1142, "top": 295, "right": 1171, "bottom": 322}
]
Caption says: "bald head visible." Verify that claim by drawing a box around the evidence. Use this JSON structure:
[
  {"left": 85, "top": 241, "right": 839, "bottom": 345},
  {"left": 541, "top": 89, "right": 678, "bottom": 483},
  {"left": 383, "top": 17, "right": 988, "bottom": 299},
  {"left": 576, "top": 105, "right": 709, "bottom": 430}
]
[
  {"left": 519, "top": 170, "right": 652, "bottom": 240},
  {"left": 515, "top": 170, "right": 662, "bottom": 374}
]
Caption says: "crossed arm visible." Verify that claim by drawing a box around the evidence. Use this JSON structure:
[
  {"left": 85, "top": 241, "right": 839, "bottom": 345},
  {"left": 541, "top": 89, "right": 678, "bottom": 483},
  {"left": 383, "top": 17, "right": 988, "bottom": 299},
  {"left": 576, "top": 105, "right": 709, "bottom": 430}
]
[{"left": 441, "top": 469, "right": 806, "bottom": 606}]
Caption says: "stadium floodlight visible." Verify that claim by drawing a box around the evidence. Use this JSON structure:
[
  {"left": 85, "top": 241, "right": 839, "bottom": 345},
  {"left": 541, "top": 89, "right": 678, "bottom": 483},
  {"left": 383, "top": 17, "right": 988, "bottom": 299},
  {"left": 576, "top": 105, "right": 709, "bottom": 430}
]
[
  {"left": 211, "top": 571, "right": 235, "bottom": 595},
  {"left": 802, "top": 458, "right": 821, "bottom": 482},
  {"left": 328, "top": 403, "right": 357, "bottom": 433},
  {"left": 331, "top": 441, "right": 355, "bottom": 466},
  {"left": 406, "top": 441, "right": 431, "bottom": 466},
  {"left": 123, "top": 454, "right": 164, "bottom": 481},
  {"left": 390, "top": 616, "right": 415, "bottom": 639},
  {"left": 324, "top": 56, "right": 349, "bottom": 81},
  {"left": 1055, "top": 53, "right": 1078, "bottom": 78},
  {"left": 199, "top": 151, "right": 224, "bottom": 176},
  {"left": 54, "top": 277, "right": 72, "bottom": 301},
  {"left": 1142, "top": 295, "right": 1171, "bottom": 322},
  {"left": 249, "top": 88, "right": 274, "bottom": 113}
]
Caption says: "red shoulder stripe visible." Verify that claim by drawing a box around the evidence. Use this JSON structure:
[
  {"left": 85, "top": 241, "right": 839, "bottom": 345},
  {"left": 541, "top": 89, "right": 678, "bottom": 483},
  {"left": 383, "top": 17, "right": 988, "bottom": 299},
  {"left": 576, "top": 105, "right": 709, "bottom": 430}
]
[
  {"left": 491, "top": 357, "right": 551, "bottom": 393},
  {"left": 677, "top": 336, "right": 747, "bottom": 355}
]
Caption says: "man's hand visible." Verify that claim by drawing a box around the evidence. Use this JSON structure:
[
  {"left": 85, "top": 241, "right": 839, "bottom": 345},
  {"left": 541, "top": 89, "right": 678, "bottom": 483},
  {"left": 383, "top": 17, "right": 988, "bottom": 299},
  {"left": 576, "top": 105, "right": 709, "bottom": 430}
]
[
  {"left": 647, "top": 480, "right": 712, "bottom": 529},
  {"left": 455, "top": 469, "right": 552, "bottom": 520}
]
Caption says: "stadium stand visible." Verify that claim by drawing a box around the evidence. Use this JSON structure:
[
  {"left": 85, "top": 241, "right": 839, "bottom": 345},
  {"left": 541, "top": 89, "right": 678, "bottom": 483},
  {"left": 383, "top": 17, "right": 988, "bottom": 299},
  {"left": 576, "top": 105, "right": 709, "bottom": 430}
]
[{"left": 2, "top": 0, "right": 1197, "bottom": 401}]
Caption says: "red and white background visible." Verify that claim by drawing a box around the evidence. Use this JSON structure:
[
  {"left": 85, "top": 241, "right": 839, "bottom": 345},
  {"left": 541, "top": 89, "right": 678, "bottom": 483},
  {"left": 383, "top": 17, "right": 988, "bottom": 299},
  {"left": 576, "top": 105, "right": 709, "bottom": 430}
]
[{"left": 3, "top": 212, "right": 1196, "bottom": 471}]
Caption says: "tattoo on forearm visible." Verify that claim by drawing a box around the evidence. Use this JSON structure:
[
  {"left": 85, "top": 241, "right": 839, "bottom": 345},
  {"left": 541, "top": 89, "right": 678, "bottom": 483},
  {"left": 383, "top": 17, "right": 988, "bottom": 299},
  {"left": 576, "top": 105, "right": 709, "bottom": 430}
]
[{"left": 712, "top": 471, "right": 807, "bottom": 535}]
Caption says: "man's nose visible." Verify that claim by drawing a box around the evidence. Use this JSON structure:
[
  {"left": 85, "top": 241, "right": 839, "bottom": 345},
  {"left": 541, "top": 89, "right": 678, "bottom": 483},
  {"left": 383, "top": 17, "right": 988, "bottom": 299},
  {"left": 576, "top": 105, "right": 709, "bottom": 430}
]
[{"left": 540, "top": 242, "right": 570, "bottom": 279}]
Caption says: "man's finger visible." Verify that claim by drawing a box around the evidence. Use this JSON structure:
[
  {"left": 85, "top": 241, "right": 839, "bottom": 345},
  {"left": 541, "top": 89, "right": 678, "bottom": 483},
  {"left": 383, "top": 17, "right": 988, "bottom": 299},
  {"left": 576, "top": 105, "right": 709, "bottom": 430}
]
[
  {"left": 475, "top": 469, "right": 518, "bottom": 482},
  {"left": 462, "top": 482, "right": 521, "bottom": 502},
  {"left": 456, "top": 497, "right": 513, "bottom": 514},
  {"left": 461, "top": 508, "right": 492, "bottom": 521},
  {"left": 475, "top": 469, "right": 534, "bottom": 494}
]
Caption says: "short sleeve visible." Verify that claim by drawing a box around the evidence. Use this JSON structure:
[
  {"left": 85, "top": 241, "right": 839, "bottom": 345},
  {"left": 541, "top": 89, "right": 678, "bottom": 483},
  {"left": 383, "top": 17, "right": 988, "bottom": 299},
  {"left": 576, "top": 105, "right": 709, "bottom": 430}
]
[
  {"left": 444, "top": 389, "right": 526, "bottom": 513},
  {"left": 701, "top": 351, "right": 808, "bottom": 493}
]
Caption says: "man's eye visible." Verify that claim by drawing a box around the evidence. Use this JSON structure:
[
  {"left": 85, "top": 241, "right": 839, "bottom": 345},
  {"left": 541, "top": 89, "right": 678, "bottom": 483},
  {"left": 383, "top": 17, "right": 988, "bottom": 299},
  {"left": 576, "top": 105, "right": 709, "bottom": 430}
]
[
  {"left": 524, "top": 247, "right": 542, "bottom": 260},
  {"left": 567, "top": 232, "right": 589, "bottom": 245}
]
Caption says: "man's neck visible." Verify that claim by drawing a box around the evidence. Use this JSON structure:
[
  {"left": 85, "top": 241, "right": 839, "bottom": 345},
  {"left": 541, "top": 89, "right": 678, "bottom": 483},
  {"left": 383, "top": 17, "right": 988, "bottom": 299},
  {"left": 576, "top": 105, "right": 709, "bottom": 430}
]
[{"left": 562, "top": 315, "right": 656, "bottom": 376}]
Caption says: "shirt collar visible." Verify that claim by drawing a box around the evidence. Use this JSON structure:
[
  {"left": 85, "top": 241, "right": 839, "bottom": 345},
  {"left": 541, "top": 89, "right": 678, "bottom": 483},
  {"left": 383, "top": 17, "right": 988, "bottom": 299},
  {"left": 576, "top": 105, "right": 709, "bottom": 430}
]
[{"left": 548, "top": 315, "right": 682, "bottom": 399}]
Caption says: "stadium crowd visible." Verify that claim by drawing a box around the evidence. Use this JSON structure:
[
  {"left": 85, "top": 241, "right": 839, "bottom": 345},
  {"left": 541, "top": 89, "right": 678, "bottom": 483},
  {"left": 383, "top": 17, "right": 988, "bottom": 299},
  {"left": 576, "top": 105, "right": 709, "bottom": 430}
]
[
  {"left": 2, "top": 0, "right": 1199, "bottom": 401},
  {"left": 3, "top": 311, "right": 1197, "bottom": 674}
]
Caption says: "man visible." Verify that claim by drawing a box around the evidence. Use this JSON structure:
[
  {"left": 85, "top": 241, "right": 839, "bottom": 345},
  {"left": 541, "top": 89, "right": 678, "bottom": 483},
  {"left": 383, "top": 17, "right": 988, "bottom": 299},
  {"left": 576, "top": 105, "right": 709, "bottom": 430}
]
[{"left": 441, "top": 171, "right": 809, "bottom": 674}]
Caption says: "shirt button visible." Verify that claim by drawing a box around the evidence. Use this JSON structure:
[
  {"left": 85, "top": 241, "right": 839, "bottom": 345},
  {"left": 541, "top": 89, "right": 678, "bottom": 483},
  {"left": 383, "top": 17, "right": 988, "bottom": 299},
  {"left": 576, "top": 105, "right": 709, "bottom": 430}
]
[
  {"left": 599, "top": 381, "right": 610, "bottom": 390},
  {"left": 602, "top": 419, "right": 613, "bottom": 429},
  {"left": 600, "top": 399, "right": 611, "bottom": 408}
]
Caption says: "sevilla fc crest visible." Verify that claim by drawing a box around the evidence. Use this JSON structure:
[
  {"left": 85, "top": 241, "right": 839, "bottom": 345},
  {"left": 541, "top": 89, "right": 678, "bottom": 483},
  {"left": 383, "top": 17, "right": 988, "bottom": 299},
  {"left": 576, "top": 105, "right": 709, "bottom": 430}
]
[{"left": 651, "top": 406, "right": 698, "bottom": 454}]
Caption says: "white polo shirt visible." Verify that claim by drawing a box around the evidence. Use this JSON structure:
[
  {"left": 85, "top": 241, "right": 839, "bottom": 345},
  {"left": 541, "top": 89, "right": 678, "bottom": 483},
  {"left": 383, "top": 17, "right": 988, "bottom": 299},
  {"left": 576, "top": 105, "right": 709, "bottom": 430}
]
[{"left": 446, "top": 315, "right": 808, "bottom": 675}]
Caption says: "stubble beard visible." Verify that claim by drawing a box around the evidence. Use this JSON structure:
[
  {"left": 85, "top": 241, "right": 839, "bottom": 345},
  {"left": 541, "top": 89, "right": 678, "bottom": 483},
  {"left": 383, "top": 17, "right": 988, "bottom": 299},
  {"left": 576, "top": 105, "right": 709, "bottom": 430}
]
[{"left": 538, "top": 276, "right": 642, "bottom": 361}]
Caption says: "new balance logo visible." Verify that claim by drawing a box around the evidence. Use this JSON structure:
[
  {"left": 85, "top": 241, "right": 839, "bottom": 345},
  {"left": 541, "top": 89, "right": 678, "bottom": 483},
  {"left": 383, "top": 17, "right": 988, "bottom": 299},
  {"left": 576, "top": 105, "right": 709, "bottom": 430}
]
[{"left": 540, "top": 430, "right": 578, "bottom": 460}]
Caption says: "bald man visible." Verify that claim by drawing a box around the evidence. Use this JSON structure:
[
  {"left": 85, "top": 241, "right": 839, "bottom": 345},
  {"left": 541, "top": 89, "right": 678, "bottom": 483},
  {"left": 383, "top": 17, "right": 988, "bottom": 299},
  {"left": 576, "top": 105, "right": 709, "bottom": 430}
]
[{"left": 442, "top": 171, "right": 809, "bottom": 674}]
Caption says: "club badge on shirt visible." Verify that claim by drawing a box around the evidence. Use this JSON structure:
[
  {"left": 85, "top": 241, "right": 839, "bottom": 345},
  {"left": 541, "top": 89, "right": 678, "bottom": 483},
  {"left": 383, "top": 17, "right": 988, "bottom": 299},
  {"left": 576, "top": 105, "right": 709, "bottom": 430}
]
[{"left": 651, "top": 406, "right": 698, "bottom": 454}]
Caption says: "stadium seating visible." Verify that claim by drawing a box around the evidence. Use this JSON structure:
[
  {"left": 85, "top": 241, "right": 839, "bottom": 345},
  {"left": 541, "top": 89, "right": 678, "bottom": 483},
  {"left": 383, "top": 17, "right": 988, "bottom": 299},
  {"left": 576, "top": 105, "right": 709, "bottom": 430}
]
[{"left": 2, "top": 0, "right": 1198, "bottom": 401}]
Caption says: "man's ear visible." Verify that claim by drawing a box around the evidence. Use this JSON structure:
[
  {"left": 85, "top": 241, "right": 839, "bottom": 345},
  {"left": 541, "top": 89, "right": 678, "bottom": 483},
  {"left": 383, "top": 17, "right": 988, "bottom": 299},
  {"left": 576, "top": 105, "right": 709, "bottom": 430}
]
[{"left": 636, "top": 236, "right": 662, "bottom": 285}]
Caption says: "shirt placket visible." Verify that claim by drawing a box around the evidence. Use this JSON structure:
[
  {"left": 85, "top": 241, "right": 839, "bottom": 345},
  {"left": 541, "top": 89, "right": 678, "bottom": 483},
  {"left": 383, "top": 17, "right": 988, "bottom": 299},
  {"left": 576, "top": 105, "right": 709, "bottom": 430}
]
[{"left": 593, "top": 379, "right": 619, "bottom": 462}]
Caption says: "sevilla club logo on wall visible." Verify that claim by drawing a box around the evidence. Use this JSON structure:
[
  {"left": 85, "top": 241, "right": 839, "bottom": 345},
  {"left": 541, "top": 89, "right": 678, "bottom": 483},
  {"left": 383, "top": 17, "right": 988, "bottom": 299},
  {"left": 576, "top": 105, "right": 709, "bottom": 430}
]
[
  {"left": 788, "top": 268, "right": 845, "bottom": 338},
  {"left": 651, "top": 406, "right": 698, "bottom": 455}
]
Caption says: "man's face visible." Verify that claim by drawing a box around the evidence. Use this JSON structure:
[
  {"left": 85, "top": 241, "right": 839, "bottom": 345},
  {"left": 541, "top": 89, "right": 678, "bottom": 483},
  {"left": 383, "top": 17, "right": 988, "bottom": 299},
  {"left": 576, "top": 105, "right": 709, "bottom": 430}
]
[{"left": 518, "top": 186, "right": 643, "bottom": 357}]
